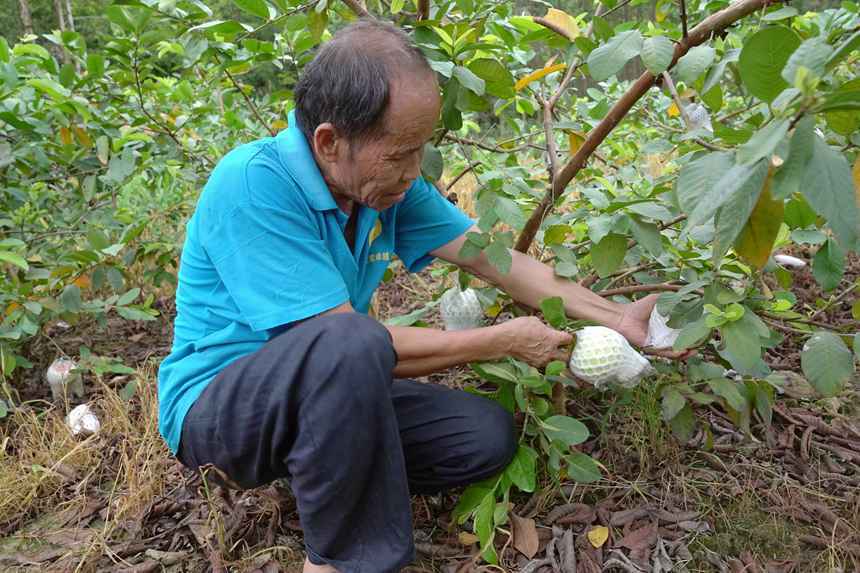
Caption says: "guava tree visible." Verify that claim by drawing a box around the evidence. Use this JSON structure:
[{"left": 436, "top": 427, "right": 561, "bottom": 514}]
[{"left": 0, "top": 0, "right": 858, "bottom": 563}]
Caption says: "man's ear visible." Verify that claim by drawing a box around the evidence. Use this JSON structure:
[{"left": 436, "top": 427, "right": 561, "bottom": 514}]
[{"left": 312, "top": 122, "right": 342, "bottom": 162}]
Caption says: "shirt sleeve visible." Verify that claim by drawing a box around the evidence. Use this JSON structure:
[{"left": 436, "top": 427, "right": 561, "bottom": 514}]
[
  {"left": 200, "top": 200, "right": 349, "bottom": 332},
  {"left": 394, "top": 177, "right": 475, "bottom": 272}
]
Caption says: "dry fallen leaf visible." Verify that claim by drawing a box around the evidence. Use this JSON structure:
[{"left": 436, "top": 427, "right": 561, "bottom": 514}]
[
  {"left": 586, "top": 525, "right": 608, "bottom": 548},
  {"left": 510, "top": 513, "right": 540, "bottom": 559},
  {"left": 458, "top": 531, "right": 478, "bottom": 546}
]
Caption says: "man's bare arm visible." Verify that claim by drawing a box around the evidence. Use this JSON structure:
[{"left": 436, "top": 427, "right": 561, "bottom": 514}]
[
  {"left": 320, "top": 301, "right": 569, "bottom": 377},
  {"left": 430, "top": 228, "right": 625, "bottom": 332}
]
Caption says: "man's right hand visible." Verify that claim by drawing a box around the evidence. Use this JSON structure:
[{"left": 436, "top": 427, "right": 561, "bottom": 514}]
[{"left": 496, "top": 316, "right": 572, "bottom": 368}]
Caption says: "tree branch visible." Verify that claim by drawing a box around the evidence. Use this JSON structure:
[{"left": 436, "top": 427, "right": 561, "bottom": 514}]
[
  {"left": 216, "top": 54, "right": 276, "bottom": 137},
  {"left": 679, "top": 0, "right": 689, "bottom": 39},
  {"left": 342, "top": 0, "right": 371, "bottom": 18},
  {"left": 514, "top": 0, "right": 782, "bottom": 254}
]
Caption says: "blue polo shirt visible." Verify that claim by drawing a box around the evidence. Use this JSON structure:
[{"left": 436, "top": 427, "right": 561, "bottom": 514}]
[{"left": 157, "top": 113, "right": 473, "bottom": 454}]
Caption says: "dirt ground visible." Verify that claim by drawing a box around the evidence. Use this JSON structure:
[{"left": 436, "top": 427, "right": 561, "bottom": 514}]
[{"left": 0, "top": 258, "right": 858, "bottom": 573}]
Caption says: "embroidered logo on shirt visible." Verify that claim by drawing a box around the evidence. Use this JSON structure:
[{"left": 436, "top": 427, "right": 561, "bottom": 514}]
[
  {"left": 368, "top": 220, "right": 383, "bottom": 246},
  {"left": 369, "top": 252, "right": 393, "bottom": 263}
]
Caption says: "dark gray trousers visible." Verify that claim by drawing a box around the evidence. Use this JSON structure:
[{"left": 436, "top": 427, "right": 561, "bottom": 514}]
[{"left": 177, "top": 313, "right": 517, "bottom": 573}]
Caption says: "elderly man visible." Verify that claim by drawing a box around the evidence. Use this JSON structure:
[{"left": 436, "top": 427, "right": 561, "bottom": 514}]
[{"left": 158, "top": 19, "right": 663, "bottom": 573}]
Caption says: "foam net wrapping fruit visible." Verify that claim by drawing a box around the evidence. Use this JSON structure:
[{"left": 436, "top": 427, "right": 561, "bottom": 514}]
[
  {"left": 440, "top": 287, "right": 484, "bottom": 331},
  {"left": 568, "top": 326, "right": 654, "bottom": 390}
]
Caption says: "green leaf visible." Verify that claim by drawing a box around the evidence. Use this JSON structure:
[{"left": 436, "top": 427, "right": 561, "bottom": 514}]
[
  {"left": 739, "top": 27, "right": 801, "bottom": 103},
  {"left": 675, "top": 152, "right": 734, "bottom": 214},
  {"left": 544, "top": 225, "right": 570, "bottom": 246},
  {"left": 641, "top": 35, "right": 674, "bottom": 75},
  {"left": 629, "top": 219, "right": 662, "bottom": 257},
  {"left": 453, "top": 481, "right": 495, "bottom": 521},
  {"left": 801, "top": 137, "right": 858, "bottom": 249},
  {"left": 565, "top": 452, "right": 602, "bottom": 483},
  {"left": 475, "top": 493, "right": 496, "bottom": 546},
  {"left": 540, "top": 415, "right": 589, "bottom": 446},
  {"left": 772, "top": 115, "right": 814, "bottom": 199},
  {"left": 702, "top": 48, "right": 740, "bottom": 95},
  {"left": 762, "top": 6, "right": 798, "bottom": 21},
  {"left": 673, "top": 317, "right": 711, "bottom": 351},
  {"left": 485, "top": 241, "right": 511, "bottom": 274},
  {"left": 587, "top": 30, "right": 643, "bottom": 82},
  {"left": 87, "top": 54, "right": 105, "bottom": 78},
  {"left": 705, "top": 160, "right": 770, "bottom": 259},
  {"left": 471, "top": 362, "right": 519, "bottom": 384},
  {"left": 675, "top": 45, "right": 715, "bottom": 84},
  {"left": 60, "top": 284, "right": 82, "bottom": 312},
  {"left": 117, "top": 288, "right": 141, "bottom": 306},
  {"left": 812, "top": 238, "right": 845, "bottom": 291},
  {"left": 467, "top": 59, "right": 515, "bottom": 99},
  {"left": 669, "top": 403, "right": 696, "bottom": 441},
  {"left": 736, "top": 119, "right": 789, "bottom": 165},
  {"left": 453, "top": 66, "right": 485, "bottom": 96},
  {"left": 816, "top": 79, "right": 860, "bottom": 113},
  {"left": 754, "top": 383, "right": 773, "bottom": 425},
  {"left": 827, "top": 30, "right": 860, "bottom": 70},
  {"left": 661, "top": 388, "right": 687, "bottom": 421},
  {"left": 781, "top": 37, "right": 832, "bottom": 84},
  {"left": 707, "top": 378, "right": 747, "bottom": 412},
  {"left": 494, "top": 197, "right": 526, "bottom": 230},
  {"left": 0, "top": 251, "right": 28, "bottom": 271},
  {"left": 505, "top": 445, "right": 537, "bottom": 492},
  {"left": 26, "top": 78, "right": 70, "bottom": 100},
  {"left": 591, "top": 233, "right": 627, "bottom": 278},
  {"left": 420, "top": 143, "right": 443, "bottom": 181},
  {"left": 116, "top": 306, "right": 157, "bottom": 321},
  {"left": 540, "top": 297, "right": 567, "bottom": 329},
  {"left": 801, "top": 331, "right": 853, "bottom": 397},
  {"left": 733, "top": 175, "right": 784, "bottom": 269},
  {"left": 719, "top": 313, "right": 763, "bottom": 373}
]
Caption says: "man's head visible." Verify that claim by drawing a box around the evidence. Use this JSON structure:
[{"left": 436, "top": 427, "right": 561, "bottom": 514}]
[{"left": 295, "top": 20, "right": 441, "bottom": 212}]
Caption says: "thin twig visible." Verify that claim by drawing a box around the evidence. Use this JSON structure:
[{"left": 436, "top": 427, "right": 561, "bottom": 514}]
[
  {"left": 215, "top": 53, "right": 276, "bottom": 137},
  {"left": 809, "top": 283, "right": 858, "bottom": 320},
  {"left": 662, "top": 71, "right": 692, "bottom": 129},
  {"left": 679, "top": 0, "right": 689, "bottom": 39},
  {"left": 445, "top": 161, "right": 481, "bottom": 191}
]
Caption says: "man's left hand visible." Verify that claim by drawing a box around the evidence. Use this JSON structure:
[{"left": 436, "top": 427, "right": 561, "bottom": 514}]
[{"left": 614, "top": 294, "right": 691, "bottom": 359}]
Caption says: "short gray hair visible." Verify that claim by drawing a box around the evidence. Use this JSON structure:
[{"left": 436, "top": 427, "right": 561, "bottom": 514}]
[{"left": 294, "top": 19, "right": 434, "bottom": 144}]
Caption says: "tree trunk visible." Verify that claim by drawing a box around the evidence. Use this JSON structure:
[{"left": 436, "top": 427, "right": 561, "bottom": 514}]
[
  {"left": 52, "top": 0, "right": 71, "bottom": 65},
  {"left": 18, "top": 0, "right": 34, "bottom": 36},
  {"left": 64, "top": 0, "right": 75, "bottom": 31}
]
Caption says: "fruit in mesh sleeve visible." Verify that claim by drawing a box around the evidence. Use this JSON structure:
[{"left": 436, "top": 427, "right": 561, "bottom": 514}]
[
  {"left": 568, "top": 326, "right": 653, "bottom": 389},
  {"left": 685, "top": 103, "right": 713, "bottom": 133},
  {"left": 440, "top": 287, "right": 484, "bottom": 331},
  {"left": 644, "top": 307, "right": 681, "bottom": 349}
]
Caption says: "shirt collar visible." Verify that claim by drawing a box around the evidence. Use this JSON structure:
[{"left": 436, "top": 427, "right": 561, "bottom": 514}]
[{"left": 276, "top": 110, "right": 338, "bottom": 212}]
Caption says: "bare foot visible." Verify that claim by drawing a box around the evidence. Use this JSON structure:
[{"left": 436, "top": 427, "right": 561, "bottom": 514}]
[{"left": 303, "top": 557, "right": 337, "bottom": 572}]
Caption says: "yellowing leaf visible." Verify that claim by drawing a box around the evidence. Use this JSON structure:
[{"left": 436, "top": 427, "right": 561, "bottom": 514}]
[
  {"left": 587, "top": 525, "right": 609, "bottom": 548},
  {"left": 542, "top": 8, "right": 580, "bottom": 41},
  {"left": 4, "top": 302, "right": 20, "bottom": 316},
  {"left": 734, "top": 169, "right": 783, "bottom": 269},
  {"left": 568, "top": 130, "right": 587, "bottom": 156},
  {"left": 59, "top": 126, "right": 73, "bottom": 146},
  {"left": 73, "top": 126, "right": 92, "bottom": 148},
  {"left": 515, "top": 63, "right": 567, "bottom": 92},
  {"left": 73, "top": 274, "right": 91, "bottom": 290},
  {"left": 668, "top": 101, "right": 680, "bottom": 117},
  {"left": 272, "top": 119, "right": 288, "bottom": 132},
  {"left": 656, "top": 8, "right": 667, "bottom": 22}
]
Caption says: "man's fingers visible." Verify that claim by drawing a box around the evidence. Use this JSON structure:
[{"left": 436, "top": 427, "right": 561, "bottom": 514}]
[
  {"left": 550, "top": 348, "right": 571, "bottom": 363},
  {"left": 643, "top": 346, "right": 696, "bottom": 360}
]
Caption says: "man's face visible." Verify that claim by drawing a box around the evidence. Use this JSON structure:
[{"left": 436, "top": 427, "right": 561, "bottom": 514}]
[{"left": 329, "top": 73, "right": 441, "bottom": 212}]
